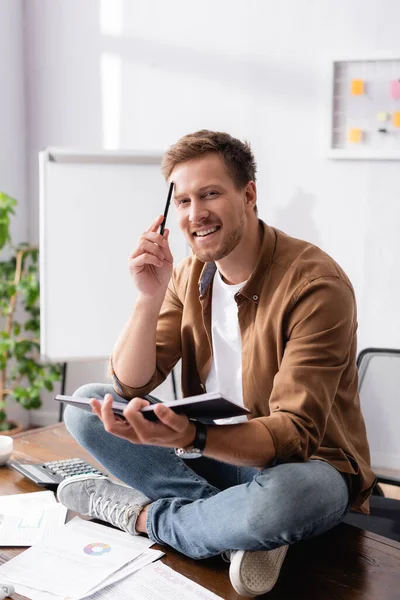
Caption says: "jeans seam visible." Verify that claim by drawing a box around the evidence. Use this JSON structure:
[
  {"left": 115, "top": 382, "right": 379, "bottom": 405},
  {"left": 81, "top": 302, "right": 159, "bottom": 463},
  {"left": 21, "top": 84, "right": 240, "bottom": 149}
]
[
  {"left": 237, "top": 466, "right": 242, "bottom": 485},
  {"left": 146, "top": 500, "right": 160, "bottom": 544}
]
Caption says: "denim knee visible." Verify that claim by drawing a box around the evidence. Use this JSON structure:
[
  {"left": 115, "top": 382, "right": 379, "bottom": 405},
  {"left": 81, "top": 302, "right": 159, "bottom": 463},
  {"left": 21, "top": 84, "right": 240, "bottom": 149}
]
[
  {"left": 241, "top": 462, "right": 349, "bottom": 547},
  {"left": 73, "top": 383, "right": 111, "bottom": 400},
  {"left": 64, "top": 383, "right": 113, "bottom": 442}
]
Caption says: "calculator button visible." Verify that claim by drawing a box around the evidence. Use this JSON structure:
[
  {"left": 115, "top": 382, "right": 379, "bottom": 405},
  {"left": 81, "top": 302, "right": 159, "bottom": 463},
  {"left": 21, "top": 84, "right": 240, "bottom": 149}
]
[{"left": 42, "top": 458, "right": 104, "bottom": 480}]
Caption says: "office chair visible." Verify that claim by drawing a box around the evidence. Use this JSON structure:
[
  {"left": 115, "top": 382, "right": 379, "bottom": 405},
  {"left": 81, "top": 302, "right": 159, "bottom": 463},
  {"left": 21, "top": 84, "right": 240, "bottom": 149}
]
[{"left": 343, "top": 347, "right": 400, "bottom": 542}]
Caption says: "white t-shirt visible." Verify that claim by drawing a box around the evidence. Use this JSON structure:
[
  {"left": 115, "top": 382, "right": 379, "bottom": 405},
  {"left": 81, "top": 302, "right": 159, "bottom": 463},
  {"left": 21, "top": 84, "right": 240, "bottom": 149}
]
[{"left": 205, "top": 270, "right": 249, "bottom": 424}]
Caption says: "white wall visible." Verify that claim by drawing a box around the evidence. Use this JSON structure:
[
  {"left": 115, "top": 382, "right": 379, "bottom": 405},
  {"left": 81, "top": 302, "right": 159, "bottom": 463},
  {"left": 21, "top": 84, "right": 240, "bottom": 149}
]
[
  {"left": 19, "top": 0, "right": 400, "bottom": 423},
  {"left": 0, "top": 0, "right": 27, "bottom": 242},
  {"left": 0, "top": 0, "right": 30, "bottom": 427}
]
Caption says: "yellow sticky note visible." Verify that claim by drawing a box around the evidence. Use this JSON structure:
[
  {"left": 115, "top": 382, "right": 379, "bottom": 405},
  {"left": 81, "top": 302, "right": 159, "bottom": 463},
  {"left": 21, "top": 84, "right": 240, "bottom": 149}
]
[
  {"left": 349, "top": 128, "right": 362, "bottom": 143},
  {"left": 393, "top": 112, "right": 400, "bottom": 128},
  {"left": 377, "top": 112, "right": 389, "bottom": 122},
  {"left": 351, "top": 79, "right": 364, "bottom": 95}
]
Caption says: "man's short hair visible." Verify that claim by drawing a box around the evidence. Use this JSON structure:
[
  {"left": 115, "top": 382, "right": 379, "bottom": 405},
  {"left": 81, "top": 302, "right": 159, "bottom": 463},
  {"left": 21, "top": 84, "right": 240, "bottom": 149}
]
[{"left": 162, "top": 130, "right": 258, "bottom": 214}]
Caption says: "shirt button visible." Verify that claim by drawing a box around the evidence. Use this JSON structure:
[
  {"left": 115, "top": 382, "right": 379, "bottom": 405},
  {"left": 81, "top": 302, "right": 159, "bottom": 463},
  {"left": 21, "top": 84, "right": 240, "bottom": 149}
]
[{"left": 252, "top": 294, "right": 259, "bottom": 301}]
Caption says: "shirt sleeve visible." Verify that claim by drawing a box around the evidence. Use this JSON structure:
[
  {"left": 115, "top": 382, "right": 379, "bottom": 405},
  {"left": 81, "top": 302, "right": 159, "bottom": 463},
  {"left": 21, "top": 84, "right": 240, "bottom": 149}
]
[
  {"left": 255, "top": 275, "right": 357, "bottom": 463},
  {"left": 109, "top": 275, "right": 183, "bottom": 400}
]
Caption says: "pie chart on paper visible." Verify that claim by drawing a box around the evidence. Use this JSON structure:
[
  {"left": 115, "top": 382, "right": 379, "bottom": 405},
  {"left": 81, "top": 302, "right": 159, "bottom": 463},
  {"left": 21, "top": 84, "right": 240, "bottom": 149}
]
[{"left": 83, "top": 542, "right": 112, "bottom": 556}]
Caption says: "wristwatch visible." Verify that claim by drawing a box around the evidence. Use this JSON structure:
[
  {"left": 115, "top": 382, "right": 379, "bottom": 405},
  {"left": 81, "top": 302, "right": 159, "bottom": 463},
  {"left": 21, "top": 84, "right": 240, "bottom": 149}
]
[{"left": 175, "top": 421, "right": 207, "bottom": 459}]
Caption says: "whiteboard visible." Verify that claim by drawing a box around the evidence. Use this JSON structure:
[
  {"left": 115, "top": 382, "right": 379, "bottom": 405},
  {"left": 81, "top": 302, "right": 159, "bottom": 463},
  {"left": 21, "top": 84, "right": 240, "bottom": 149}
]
[{"left": 39, "top": 149, "right": 187, "bottom": 362}]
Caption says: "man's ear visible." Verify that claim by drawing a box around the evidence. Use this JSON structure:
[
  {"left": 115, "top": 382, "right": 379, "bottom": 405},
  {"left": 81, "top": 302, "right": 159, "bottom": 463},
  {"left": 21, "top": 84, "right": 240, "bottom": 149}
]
[{"left": 244, "top": 181, "right": 257, "bottom": 210}]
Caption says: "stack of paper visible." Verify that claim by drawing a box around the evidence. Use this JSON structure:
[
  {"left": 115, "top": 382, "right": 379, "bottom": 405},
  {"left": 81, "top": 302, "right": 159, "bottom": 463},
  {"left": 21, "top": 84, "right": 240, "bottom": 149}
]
[
  {"left": 82, "top": 561, "right": 224, "bottom": 600},
  {"left": 0, "top": 491, "right": 67, "bottom": 546},
  {"left": 0, "top": 517, "right": 161, "bottom": 599},
  {"left": 0, "top": 496, "right": 223, "bottom": 600}
]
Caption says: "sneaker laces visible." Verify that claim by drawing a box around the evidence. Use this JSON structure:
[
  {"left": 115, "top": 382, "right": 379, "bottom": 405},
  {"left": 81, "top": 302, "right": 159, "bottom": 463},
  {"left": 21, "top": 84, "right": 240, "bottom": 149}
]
[{"left": 89, "top": 493, "right": 136, "bottom": 532}]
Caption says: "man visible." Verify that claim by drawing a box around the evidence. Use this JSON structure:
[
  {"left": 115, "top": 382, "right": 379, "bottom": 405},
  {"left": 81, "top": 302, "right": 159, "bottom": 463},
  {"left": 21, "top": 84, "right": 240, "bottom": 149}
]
[{"left": 59, "top": 130, "right": 375, "bottom": 597}]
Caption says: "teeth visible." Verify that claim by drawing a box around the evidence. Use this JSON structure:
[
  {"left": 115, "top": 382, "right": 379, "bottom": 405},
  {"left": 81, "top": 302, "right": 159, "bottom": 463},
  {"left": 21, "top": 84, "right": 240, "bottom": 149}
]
[{"left": 195, "top": 227, "right": 218, "bottom": 237}]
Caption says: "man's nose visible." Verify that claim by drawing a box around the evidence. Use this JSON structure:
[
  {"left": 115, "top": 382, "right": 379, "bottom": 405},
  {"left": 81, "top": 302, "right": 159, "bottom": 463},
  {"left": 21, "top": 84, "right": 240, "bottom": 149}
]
[{"left": 189, "top": 201, "right": 209, "bottom": 224}]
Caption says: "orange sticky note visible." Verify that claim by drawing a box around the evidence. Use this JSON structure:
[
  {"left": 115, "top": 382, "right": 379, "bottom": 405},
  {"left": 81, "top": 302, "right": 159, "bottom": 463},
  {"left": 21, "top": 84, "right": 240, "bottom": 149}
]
[
  {"left": 349, "top": 128, "right": 362, "bottom": 143},
  {"left": 351, "top": 79, "right": 364, "bottom": 95},
  {"left": 393, "top": 112, "right": 400, "bottom": 128}
]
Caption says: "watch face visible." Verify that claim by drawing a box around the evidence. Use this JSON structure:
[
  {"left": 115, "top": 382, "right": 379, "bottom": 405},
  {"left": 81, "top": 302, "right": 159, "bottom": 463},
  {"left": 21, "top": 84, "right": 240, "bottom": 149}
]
[{"left": 175, "top": 448, "right": 202, "bottom": 459}]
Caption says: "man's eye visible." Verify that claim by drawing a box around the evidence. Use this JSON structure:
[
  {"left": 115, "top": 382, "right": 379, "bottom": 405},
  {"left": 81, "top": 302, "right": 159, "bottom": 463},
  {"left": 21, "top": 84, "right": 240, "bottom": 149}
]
[
  {"left": 205, "top": 191, "right": 218, "bottom": 197},
  {"left": 177, "top": 198, "right": 190, "bottom": 205}
]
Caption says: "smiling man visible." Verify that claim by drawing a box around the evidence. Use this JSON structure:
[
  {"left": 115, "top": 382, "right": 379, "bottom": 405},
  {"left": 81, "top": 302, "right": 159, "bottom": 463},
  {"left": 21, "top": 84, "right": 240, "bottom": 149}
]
[{"left": 59, "top": 130, "right": 376, "bottom": 597}]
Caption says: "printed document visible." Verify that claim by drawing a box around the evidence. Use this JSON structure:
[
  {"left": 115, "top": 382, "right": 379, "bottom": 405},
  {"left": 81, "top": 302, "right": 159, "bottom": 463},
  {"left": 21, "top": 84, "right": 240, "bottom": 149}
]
[
  {"left": 0, "top": 517, "right": 153, "bottom": 598},
  {"left": 0, "top": 490, "right": 66, "bottom": 546},
  {"left": 13, "top": 548, "right": 165, "bottom": 600},
  {"left": 83, "top": 561, "right": 223, "bottom": 600},
  {"left": 0, "top": 490, "right": 57, "bottom": 511}
]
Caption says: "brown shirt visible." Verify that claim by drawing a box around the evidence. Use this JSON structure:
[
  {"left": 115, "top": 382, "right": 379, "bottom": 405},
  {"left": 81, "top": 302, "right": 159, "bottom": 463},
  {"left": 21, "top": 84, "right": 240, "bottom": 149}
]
[{"left": 111, "top": 220, "right": 376, "bottom": 513}]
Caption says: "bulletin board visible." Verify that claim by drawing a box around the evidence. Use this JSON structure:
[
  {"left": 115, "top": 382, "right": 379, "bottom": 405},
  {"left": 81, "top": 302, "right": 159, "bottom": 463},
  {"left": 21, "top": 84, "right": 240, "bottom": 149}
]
[{"left": 328, "top": 57, "right": 400, "bottom": 160}]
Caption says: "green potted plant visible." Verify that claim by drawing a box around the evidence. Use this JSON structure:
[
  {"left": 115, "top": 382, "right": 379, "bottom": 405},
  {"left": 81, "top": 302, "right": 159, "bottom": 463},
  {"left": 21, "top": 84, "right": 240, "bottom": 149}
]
[{"left": 0, "top": 191, "right": 62, "bottom": 433}]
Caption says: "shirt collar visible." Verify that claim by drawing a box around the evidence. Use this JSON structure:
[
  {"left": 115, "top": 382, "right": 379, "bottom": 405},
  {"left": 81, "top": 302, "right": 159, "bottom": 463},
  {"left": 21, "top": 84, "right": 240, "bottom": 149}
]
[{"left": 198, "top": 220, "right": 276, "bottom": 303}]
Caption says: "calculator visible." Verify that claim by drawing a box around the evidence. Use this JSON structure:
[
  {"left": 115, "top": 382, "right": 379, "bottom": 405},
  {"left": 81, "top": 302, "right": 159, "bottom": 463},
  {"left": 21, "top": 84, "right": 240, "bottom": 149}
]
[{"left": 10, "top": 458, "right": 106, "bottom": 489}]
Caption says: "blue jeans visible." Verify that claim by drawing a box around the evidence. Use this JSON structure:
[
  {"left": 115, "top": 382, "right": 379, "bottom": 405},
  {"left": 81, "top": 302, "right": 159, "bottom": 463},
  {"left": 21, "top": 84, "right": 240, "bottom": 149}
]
[{"left": 64, "top": 383, "right": 350, "bottom": 560}]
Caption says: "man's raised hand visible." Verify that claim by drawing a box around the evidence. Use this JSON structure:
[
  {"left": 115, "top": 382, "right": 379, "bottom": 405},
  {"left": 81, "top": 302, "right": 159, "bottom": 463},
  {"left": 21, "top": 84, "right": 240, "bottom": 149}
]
[{"left": 128, "top": 216, "right": 174, "bottom": 298}]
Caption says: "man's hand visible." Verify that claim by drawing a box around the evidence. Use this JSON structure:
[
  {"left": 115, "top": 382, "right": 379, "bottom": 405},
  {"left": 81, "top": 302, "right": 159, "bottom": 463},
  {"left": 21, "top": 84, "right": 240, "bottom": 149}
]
[
  {"left": 129, "top": 216, "right": 174, "bottom": 299},
  {"left": 90, "top": 394, "right": 196, "bottom": 448}
]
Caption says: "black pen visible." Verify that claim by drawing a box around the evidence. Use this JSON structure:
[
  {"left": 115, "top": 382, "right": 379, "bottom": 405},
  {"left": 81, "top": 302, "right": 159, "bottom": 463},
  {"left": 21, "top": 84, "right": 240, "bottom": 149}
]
[{"left": 160, "top": 182, "right": 174, "bottom": 236}]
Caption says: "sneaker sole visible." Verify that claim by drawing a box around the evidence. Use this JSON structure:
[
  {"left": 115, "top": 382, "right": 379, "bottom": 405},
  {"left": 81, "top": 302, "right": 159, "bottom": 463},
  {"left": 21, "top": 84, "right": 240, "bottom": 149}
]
[{"left": 229, "top": 545, "right": 289, "bottom": 596}]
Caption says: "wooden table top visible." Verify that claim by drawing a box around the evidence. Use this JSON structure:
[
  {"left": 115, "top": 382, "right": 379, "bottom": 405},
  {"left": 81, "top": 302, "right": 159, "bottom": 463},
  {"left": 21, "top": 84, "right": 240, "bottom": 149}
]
[{"left": 1, "top": 423, "right": 400, "bottom": 600}]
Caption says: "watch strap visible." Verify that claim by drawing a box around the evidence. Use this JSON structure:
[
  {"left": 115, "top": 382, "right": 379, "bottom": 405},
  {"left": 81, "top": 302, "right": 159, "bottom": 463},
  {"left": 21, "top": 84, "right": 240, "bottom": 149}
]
[
  {"left": 191, "top": 420, "right": 207, "bottom": 452},
  {"left": 175, "top": 421, "right": 207, "bottom": 457}
]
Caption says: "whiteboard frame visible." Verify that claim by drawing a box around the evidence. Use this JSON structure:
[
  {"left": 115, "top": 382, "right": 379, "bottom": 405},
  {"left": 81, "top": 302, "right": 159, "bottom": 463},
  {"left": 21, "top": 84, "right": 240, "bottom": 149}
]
[
  {"left": 326, "top": 53, "right": 400, "bottom": 160},
  {"left": 39, "top": 148, "right": 165, "bottom": 362}
]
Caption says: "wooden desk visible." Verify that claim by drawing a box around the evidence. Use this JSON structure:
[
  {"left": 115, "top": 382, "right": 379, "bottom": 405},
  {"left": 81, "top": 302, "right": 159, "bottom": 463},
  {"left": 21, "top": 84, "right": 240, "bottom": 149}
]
[{"left": 1, "top": 424, "right": 400, "bottom": 600}]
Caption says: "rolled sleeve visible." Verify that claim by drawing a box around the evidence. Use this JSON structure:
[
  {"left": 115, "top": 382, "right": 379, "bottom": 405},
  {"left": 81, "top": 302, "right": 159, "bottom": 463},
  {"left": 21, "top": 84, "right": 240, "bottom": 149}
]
[
  {"left": 255, "top": 276, "right": 357, "bottom": 463},
  {"left": 109, "top": 355, "right": 158, "bottom": 400}
]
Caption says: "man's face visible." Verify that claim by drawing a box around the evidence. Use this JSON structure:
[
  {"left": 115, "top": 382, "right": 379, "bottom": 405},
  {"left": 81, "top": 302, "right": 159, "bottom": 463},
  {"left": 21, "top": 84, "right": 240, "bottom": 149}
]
[{"left": 170, "top": 153, "right": 249, "bottom": 263}]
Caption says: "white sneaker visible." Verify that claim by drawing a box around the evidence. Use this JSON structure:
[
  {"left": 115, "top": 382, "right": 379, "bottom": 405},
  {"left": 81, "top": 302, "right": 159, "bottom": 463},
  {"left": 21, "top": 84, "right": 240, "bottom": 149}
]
[{"left": 229, "top": 545, "right": 288, "bottom": 596}]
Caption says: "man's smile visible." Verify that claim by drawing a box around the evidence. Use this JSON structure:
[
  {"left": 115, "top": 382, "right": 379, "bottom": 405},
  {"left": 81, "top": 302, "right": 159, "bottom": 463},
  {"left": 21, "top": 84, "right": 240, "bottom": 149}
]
[{"left": 192, "top": 225, "right": 221, "bottom": 240}]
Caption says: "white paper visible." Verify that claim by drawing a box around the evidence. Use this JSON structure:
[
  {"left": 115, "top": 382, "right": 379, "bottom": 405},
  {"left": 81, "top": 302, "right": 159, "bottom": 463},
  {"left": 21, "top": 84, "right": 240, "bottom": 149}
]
[
  {"left": 0, "top": 490, "right": 57, "bottom": 511},
  {"left": 80, "top": 548, "right": 164, "bottom": 598},
  {"left": 85, "top": 561, "right": 223, "bottom": 600},
  {"left": 14, "top": 549, "right": 165, "bottom": 600},
  {"left": 0, "top": 517, "right": 153, "bottom": 598},
  {"left": 64, "top": 516, "right": 154, "bottom": 550},
  {"left": 0, "top": 504, "right": 67, "bottom": 546},
  {"left": 8, "top": 584, "right": 62, "bottom": 600}
]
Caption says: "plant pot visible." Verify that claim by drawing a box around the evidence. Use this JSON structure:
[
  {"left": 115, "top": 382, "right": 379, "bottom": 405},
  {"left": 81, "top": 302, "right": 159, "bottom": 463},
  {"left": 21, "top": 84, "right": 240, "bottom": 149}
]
[{"left": 0, "top": 421, "right": 24, "bottom": 436}]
